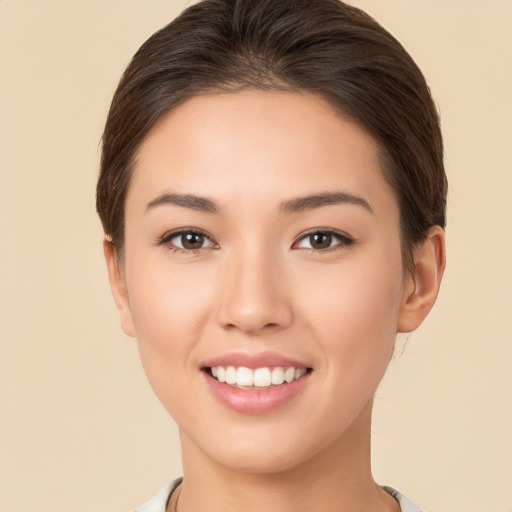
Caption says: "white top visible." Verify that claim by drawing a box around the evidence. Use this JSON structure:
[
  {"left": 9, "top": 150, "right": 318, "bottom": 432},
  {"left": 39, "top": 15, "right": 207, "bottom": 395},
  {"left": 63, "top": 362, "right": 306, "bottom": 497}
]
[{"left": 134, "top": 478, "right": 423, "bottom": 512}]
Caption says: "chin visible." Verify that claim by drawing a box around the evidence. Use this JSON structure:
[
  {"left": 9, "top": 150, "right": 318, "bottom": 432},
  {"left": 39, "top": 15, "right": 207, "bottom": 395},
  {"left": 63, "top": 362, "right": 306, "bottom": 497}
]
[
  {"left": 213, "top": 446, "right": 309, "bottom": 475},
  {"left": 182, "top": 422, "right": 341, "bottom": 477}
]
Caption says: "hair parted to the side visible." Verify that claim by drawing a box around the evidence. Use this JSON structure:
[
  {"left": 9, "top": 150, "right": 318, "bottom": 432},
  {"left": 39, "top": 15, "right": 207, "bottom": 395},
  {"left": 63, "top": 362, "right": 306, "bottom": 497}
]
[{"left": 96, "top": 0, "right": 446, "bottom": 270}]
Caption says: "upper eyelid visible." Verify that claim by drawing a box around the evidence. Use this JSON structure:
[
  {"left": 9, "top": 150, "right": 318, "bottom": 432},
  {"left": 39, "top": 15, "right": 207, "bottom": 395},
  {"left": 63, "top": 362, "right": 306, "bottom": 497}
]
[
  {"left": 294, "top": 228, "right": 353, "bottom": 242},
  {"left": 161, "top": 227, "right": 210, "bottom": 238},
  {"left": 159, "top": 227, "right": 217, "bottom": 246}
]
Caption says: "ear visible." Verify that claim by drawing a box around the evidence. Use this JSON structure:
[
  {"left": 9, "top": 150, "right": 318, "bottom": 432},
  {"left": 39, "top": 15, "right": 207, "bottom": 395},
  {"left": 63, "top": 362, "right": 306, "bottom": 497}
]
[
  {"left": 397, "top": 226, "right": 446, "bottom": 333},
  {"left": 103, "top": 239, "right": 136, "bottom": 337}
]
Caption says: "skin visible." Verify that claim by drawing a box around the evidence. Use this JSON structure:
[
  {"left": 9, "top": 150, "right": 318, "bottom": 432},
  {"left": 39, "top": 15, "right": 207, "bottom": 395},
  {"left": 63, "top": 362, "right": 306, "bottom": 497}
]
[{"left": 105, "top": 91, "right": 445, "bottom": 512}]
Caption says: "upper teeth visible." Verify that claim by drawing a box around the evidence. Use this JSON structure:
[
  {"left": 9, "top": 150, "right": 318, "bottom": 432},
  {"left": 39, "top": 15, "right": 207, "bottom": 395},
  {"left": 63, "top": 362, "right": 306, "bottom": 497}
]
[{"left": 210, "top": 366, "right": 307, "bottom": 388}]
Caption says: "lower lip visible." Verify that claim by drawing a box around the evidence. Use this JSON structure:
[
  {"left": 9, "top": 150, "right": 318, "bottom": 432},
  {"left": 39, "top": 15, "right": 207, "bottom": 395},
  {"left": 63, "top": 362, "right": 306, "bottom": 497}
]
[{"left": 204, "top": 371, "right": 311, "bottom": 414}]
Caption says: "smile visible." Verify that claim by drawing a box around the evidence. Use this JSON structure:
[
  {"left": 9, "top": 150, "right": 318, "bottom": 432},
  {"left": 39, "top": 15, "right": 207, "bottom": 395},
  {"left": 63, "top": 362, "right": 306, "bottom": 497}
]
[{"left": 208, "top": 366, "right": 308, "bottom": 388}]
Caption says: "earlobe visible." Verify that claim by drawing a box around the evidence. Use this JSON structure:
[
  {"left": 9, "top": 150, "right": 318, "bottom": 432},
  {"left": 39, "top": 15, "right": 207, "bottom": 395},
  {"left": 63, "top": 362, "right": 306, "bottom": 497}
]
[
  {"left": 103, "top": 239, "right": 136, "bottom": 337},
  {"left": 397, "top": 226, "right": 446, "bottom": 333}
]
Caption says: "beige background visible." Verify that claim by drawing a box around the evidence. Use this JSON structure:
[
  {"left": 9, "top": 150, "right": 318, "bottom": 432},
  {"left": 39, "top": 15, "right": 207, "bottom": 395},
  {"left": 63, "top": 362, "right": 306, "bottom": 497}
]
[{"left": 0, "top": 1, "right": 511, "bottom": 511}]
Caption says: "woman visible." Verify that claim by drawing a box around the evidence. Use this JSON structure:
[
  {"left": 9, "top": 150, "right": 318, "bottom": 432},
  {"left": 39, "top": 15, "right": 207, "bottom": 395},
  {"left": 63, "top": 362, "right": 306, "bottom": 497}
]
[{"left": 96, "top": 1, "right": 446, "bottom": 511}]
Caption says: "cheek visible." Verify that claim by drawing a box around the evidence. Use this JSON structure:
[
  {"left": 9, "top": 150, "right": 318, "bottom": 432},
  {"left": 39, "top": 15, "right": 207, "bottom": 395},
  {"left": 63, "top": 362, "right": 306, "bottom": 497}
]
[
  {"left": 293, "top": 261, "right": 404, "bottom": 442},
  {"left": 298, "top": 252, "right": 404, "bottom": 368},
  {"left": 124, "top": 256, "right": 215, "bottom": 402},
  {"left": 127, "top": 254, "right": 215, "bottom": 336}
]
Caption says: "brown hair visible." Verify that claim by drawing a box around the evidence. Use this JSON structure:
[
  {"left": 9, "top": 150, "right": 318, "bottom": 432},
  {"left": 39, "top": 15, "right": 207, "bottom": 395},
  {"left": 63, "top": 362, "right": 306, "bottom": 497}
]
[{"left": 96, "top": 0, "right": 446, "bottom": 270}]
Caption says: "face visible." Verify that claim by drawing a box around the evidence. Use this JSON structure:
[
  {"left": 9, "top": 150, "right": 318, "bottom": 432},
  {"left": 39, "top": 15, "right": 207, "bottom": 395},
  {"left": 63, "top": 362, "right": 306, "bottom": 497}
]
[{"left": 109, "top": 90, "right": 426, "bottom": 474}]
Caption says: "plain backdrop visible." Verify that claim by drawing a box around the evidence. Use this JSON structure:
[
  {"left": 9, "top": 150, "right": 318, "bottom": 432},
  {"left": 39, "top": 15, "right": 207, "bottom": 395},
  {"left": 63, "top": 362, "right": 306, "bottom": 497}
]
[{"left": 1, "top": 1, "right": 511, "bottom": 511}]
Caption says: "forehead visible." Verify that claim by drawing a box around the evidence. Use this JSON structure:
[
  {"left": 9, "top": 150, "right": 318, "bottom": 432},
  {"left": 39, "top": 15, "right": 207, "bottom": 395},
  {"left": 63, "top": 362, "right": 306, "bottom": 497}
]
[{"left": 129, "top": 90, "right": 397, "bottom": 217}]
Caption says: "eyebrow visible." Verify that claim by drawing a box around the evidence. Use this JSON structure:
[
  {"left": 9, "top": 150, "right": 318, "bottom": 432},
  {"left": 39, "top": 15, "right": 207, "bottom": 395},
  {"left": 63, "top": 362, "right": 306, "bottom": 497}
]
[
  {"left": 280, "top": 192, "right": 373, "bottom": 214},
  {"left": 145, "top": 192, "right": 220, "bottom": 214},
  {"left": 145, "top": 190, "right": 373, "bottom": 215}
]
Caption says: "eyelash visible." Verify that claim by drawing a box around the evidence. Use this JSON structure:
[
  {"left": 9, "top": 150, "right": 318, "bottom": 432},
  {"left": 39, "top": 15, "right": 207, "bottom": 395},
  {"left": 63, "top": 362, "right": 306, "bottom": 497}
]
[
  {"left": 157, "top": 228, "right": 355, "bottom": 254},
  {"left": 158, "top": 228, "right": 218, "bottom": 254},
  {"left": 292, "top": 228, "right": 355, "bottom": 252}
]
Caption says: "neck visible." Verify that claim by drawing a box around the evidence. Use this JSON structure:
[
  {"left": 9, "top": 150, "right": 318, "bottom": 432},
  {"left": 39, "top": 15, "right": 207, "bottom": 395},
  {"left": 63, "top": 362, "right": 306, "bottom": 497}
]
[{"left": 174, "top": 400, "right": 399, "bottom": 512}]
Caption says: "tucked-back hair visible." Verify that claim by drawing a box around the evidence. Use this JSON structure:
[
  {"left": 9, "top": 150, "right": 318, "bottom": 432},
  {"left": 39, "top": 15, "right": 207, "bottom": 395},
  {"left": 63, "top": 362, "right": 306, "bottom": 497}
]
[{"left": 97, "top": 0, "right": 446, "bottom": 270}]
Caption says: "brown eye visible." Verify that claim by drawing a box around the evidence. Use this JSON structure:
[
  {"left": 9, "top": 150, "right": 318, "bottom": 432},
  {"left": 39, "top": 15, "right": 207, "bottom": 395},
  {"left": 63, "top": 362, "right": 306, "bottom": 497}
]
[
  {"left": 181, "top": 232, "right": 205, "bottom": 249},
  {"left": 163, "top": 229, "right": 216, "bottom": 252},
  {"left": 309, "top": 232, "right": 332, "bottom": 249},
  {"left": 294, "top": 230, "right": 354, "bottom": 251}
]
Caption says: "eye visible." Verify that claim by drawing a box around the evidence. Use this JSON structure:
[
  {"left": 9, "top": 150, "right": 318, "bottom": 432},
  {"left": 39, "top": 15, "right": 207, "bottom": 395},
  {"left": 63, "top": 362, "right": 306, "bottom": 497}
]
[
  {"left": 159, "top": 229, "right": 218, "bottom": 252},
  {"left": 293, "top": 229, "right": 354, "bottom": 251}
]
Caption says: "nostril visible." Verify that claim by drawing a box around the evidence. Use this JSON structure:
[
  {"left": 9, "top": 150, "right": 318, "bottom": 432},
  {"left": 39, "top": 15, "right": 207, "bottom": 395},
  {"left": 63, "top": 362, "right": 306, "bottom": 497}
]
[{"left": 217, "top": 286, "right": 294, "bottom": 333}]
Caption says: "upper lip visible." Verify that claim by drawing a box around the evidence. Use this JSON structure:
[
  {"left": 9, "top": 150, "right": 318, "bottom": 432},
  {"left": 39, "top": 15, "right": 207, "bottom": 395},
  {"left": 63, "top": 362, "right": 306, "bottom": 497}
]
[{"left": 201, "top": 351, "right": 310, "bottom": 370}]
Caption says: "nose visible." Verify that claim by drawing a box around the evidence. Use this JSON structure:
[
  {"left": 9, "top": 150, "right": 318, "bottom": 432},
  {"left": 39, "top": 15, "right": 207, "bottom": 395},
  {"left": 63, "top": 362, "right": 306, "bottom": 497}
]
[{"left": 216, "top": 245, "right": 294, "bottom": 335}]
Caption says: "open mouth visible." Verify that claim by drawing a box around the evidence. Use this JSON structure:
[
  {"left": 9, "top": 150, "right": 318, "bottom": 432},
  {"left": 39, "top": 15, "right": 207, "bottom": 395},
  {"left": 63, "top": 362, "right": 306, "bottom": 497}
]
[{"left": 204, "top": 366, "right": 312, "bottom": 389}]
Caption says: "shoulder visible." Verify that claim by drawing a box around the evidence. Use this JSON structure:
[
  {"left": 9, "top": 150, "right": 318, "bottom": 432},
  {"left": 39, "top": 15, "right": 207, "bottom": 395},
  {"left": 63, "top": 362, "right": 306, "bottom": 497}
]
[
  {"left": 383, "top": 486, "right": 423, "bottom": 512},
  {"left": 130, "top": 479, "right": 421, "bottom": 512},
  {"left": 133, "top": 478, "right": 182, "bottom": 512}
]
